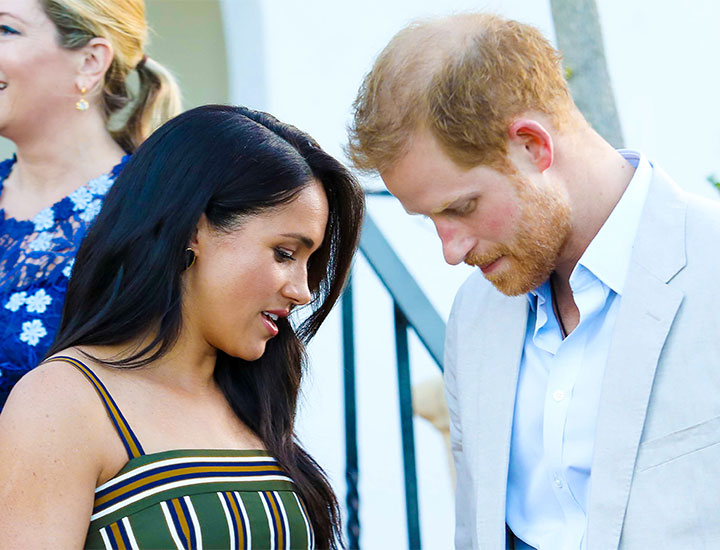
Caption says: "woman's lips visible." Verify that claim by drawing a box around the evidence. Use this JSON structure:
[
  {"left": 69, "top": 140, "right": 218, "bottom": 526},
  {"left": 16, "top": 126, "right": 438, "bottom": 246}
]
[{"left": 261, "top": 312, "right": 279, "bottom": 336}]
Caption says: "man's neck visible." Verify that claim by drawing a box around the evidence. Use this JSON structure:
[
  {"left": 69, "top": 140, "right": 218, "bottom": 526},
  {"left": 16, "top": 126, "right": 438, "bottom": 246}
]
[
  {"left": 547, "top": 125, "right": 636, "bottom": 335},
  {"left": 552, "top": 126, "right": 636, "bottom": 285}
]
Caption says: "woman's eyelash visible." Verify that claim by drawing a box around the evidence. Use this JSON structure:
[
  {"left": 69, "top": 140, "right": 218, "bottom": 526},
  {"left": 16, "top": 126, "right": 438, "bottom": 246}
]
[
  {"left": 274, "top": 248, "right": 296, "bottom": 261},
  {"left": 0, "top": 25, "right": 20, "bottom": 35}
]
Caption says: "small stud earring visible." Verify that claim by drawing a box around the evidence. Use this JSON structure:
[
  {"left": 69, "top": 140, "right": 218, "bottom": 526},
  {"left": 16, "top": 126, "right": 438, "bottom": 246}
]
[
  {"left": 184, "top": 247, "right": 197, "bottom": 270},
  {"left": 75, "top": 86, "right": 89, "bottom": 111}
]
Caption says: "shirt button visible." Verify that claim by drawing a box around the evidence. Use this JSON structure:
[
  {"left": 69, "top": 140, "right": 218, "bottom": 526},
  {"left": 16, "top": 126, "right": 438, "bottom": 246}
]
[
  {"left": 552, "top": 389, "right": 565, "bottom": 402},
  {"left": 554, "top": 475, "right": 563, "bottom": 489}
]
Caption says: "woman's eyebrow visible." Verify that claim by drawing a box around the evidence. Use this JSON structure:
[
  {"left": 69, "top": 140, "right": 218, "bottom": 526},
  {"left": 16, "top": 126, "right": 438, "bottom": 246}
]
[
  {"left": 281, "top": 233, "right": 315, "bottom": 248},
  {"left": 0, "top": 12, "right": 26, "bottom": 23}
]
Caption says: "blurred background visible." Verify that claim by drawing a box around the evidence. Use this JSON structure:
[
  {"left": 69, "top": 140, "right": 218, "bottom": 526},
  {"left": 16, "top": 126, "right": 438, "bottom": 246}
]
[{"left": 3, "top": 1, "right": 718, "bottom": 547}]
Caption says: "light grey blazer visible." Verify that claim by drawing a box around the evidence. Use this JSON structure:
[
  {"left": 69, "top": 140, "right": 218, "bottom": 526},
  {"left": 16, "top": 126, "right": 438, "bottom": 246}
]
[{"left": 444, "top": 166, "right": 720, "bottom": 549}]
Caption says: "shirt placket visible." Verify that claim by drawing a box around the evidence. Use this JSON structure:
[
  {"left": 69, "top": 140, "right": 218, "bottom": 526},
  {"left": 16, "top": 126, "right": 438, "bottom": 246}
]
[{"left": 541, "top": 280, "right": 603, "bottom": 546}]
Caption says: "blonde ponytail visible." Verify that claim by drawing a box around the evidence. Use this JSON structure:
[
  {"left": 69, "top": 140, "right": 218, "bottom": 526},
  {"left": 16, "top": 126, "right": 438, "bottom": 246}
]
[{"left": 114, "top": 57, "right": 183, "bottom": 152}]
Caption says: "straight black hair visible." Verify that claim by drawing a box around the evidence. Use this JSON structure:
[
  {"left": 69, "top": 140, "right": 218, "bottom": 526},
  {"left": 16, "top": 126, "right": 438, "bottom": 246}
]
[{"left": 47, "top": 104, "right": 365, "bottom": 548}]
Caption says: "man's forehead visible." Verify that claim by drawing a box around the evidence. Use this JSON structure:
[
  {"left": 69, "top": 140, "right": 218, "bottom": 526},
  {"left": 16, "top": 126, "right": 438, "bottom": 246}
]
[{"left": 383, "top": 151, "right": 483, "bottom": 216}]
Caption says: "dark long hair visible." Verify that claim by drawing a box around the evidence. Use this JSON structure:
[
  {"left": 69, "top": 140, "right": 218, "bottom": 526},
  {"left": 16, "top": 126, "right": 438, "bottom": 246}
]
[{"left": 47, "top": 104, "right": 365, "bottom": 547}]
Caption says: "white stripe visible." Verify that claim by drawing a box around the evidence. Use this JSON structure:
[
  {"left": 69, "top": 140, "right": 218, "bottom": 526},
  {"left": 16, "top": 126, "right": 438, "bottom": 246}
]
[
  {"left": 99, "top": 527, "right": 113, "bottom": 550},
  {"left": 260, "top": 492, "right": 275, "bottom": 550},
  {"left": 160, "top": 501, "right": 185, "bottom": 550},
  {"left": 234, "top": 491, "right": 252, "bottom": 550},
  {"left": 184, "top": 496, "right": 203, "bottom": 550},
  {"left": 292, "top": 492, "right": 312, "bottom": 550},
  {"left": 92, "top": 474, "right": 293, "bottom": 520},
  {"left": 217, "top": 493, "right": 236, "bottom": 549},
  {"left": 122, "top": 517, "right": 140, "bottom": 550},
  {"left": 96, "top": 455, "right": 279, "bottom": 492},
  {"left": 274, "top": 491, "right": 290, "bottom": 550}
]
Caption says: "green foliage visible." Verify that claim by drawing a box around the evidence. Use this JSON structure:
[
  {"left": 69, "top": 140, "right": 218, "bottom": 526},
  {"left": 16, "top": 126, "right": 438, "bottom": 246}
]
[{"left": 706, "top": 174, "right": 720, "bottom": 194}]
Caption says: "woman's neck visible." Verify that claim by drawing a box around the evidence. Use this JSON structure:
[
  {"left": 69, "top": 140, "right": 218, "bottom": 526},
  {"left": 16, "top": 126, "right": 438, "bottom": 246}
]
[
  {"left": 81, "top": 329, "right": 220, "bottom": 397},
  {"left": 1, "top": 109, "right": 125, "bottom": 219}
]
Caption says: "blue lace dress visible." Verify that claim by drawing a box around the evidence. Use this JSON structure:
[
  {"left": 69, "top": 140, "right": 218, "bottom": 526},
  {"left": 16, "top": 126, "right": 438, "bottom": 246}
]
[{"left": 0, "top": 156, "right": 128, "bottom": 410}]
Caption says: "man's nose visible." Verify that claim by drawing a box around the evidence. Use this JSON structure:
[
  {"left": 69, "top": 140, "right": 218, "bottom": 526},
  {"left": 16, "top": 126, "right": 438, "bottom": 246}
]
[{"left": 435, "top": 220, "right": 474, "bottom": 266}]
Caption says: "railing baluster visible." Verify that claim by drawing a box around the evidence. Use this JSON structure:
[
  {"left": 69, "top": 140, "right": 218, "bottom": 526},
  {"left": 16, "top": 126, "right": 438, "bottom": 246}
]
[
  {"left": 394, "top": 303, "right": 422, "bottom": 550},
  {"left": 347, "top": 209, "right": 445, "bottom": 548},
  {"left": 342, "top": 276, "right": 360, "bottom": 549}
]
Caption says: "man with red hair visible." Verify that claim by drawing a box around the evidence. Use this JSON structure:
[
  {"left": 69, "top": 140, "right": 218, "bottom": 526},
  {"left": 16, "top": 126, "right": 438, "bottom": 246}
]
[{"left": 349, "top": 12, "right": 720, "bottom": 550}]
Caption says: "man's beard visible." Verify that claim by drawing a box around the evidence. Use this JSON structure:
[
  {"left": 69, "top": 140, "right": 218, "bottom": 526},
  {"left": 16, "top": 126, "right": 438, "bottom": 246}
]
[{"left": 466, "top": 175, "right": 572, "bottom": 296}]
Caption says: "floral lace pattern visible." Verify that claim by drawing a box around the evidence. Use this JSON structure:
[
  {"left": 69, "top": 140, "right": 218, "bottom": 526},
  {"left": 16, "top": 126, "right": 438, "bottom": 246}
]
[{"left": 0, "top": 156, "right": 128, "bottom": 409}]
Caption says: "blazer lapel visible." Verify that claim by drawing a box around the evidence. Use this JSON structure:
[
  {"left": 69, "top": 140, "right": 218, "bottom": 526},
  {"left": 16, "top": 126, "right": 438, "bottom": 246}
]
[
  {"left": 461, "top": 290, "right": 528, "bottom": 548},
  {"left": 586, "top": 168, "right": 687, "bottom": 549}
]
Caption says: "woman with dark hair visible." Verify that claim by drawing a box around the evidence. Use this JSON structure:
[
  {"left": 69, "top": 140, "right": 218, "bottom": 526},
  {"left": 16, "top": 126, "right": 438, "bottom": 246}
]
[{"left": 0, "top": 104, "right": 365, "bottom": 549}]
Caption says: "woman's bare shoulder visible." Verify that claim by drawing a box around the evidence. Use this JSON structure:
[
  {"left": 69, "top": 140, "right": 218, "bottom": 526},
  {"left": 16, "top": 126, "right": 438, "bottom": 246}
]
[
  {"left": 0, "top": 351, "right": 110, "bottom": 546},
  {"left": 0, "top": 349, "right": 121, "bottom": 455}
]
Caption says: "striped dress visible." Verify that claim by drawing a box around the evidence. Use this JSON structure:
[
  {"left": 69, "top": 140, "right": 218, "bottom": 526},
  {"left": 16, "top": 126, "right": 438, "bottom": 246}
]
[{"left": 53, "top": 356, "right": 316, "bottom": 550}]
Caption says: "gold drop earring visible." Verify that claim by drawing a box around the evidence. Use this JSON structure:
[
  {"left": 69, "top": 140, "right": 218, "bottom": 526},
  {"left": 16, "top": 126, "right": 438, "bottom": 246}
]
[{"left": 75, "top": 86, "right": 89, "bottom": 111}]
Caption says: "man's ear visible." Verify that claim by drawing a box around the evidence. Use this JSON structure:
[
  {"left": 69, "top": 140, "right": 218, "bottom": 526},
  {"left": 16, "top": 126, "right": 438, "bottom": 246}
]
[
  {"left": 75, "top": 37, "right": 114, "bottom": 95},
  {"left": 507, "top": 119, "right": 554, "bottom": 172}
]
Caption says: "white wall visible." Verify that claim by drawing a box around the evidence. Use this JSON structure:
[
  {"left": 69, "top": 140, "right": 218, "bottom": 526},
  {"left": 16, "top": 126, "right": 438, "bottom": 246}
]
[{"left": 220, "top": 1, "right": 720, "bottom": 548}]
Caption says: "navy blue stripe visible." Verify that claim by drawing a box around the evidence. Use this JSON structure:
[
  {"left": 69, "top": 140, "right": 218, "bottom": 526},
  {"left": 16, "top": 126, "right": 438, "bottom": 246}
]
[
  {"left": 105, "top": 526, "right": 120, "bottom": 550},
  {"left": 54, "top": 356, "right": 145, "bottom": 458},
  {"left": 270, "top": 491, "right": 287, "bottom": 548},
  {"left": 167, "top": 499, "right": 190, "bottom": 549},
  {"left": 221, "top": 493, "right": 240, "bottom": 549},
  {"left": 116, "top": 519, "right": 133, "bottom": 548},
  {"left": 95, "top": 468, "right": 289, "bottom": 513},
  {"left": 261, "top": 492, "right": 278, "bottom": 550},
  {"left": 178, "top": 497, "right": 197, "bottom": 549},
  {"left": 96, "top": 460, "right": 283, "bottom": 498},
  {"left": 232, "top": 492, "right": 249, "bottom": 550},
  {"left": 95, "top": 468, "right": 289, "bottom": 512}
]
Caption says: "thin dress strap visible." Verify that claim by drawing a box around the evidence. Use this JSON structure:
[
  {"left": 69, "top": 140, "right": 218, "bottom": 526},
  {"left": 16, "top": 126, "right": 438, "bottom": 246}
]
[{"left": 52, "top": 355, "right": 145, "bottom": 460}]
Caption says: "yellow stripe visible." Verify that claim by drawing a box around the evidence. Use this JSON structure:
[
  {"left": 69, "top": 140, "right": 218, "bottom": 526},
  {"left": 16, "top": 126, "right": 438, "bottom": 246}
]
[
  {"left": 226, "top": 492, "right": 244, "bottom": 549},
  {"left": 55, "top": 357, "right": 141, "bottom": 458},
  {"left": 109, "top": 522, "right": 127, "bottom": 550},
  {"left": 267, "top": 492, "right": 283, "bottom": 550},
  {"left": 296, "top": 494, "right": 314, "bottom": 546},
  {"left": 172, "top": 498, "right": 192, "bottom": 548},
  {"left": 68, "top": 358, "right": 142, "bottom": 458},
  {"left": 95, "top": 464, "right": 284, "bottom": 507}
]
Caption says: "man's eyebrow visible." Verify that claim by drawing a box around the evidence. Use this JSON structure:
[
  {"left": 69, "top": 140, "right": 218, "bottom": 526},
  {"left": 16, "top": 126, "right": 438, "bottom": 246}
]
[
  {"left": 281, "top": 233, "right": 315, "bottom": 248},
  {"left": 430, "top": 202, "right": 453, "bottom": 215},
  {"left": 431, "top": 194, "right": 476, "bottom": 215}
]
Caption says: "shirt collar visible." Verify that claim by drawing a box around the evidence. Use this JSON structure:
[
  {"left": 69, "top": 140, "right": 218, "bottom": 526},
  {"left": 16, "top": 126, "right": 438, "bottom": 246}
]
[{"left": 527, "top": 149, "right": 652, "bottom": 309}]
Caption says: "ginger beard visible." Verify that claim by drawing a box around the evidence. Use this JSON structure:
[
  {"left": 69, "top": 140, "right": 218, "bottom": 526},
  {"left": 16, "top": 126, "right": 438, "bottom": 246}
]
[{"left": 466, "top": 174, "right": 572, "bottom": 296}]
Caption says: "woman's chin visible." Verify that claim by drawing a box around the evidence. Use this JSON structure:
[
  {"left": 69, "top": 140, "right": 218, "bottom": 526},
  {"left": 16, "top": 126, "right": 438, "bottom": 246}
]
[{"left": 226, "top": 342, "right": 267, "bottom": 362}]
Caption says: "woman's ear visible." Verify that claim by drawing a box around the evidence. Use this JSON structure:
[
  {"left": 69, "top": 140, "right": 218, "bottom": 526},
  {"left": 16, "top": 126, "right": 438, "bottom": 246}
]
[
  {"left": 507, "top": 118, "right": 554, "bottom": 172},
  {"left": 190, "top": 214, "right": 209, "bottom": 252},
  {"left": 75, "top": 37, "right": 114, "bottom": 95}
]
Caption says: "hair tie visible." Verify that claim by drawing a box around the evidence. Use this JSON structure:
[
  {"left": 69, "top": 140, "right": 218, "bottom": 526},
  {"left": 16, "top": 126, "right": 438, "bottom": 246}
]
[{"left": 136, "top": 54, "right": 148, "bottom": 71}]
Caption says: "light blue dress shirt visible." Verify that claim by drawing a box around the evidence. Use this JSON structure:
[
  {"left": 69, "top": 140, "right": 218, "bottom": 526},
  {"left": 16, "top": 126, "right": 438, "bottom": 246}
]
[{"left": 506, "top": 151, "right": 652, "bottom": 550}]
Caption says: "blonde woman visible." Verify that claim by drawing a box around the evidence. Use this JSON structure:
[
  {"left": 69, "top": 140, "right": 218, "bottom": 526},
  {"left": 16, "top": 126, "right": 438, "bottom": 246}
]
[{"left": 0, "top": 0, "right": 181, "bottom": 409}]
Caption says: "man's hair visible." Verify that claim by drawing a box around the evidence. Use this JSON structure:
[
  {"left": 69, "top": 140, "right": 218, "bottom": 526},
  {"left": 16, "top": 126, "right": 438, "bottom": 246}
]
[{"left": 348, "top": 12, "right": 575, "bottom": 173}]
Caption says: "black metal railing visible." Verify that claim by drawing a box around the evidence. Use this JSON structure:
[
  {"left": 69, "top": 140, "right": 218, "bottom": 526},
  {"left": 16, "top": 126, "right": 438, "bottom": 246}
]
[{"left": 341, "top": 208, "right": 446, "bottom": 549}]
